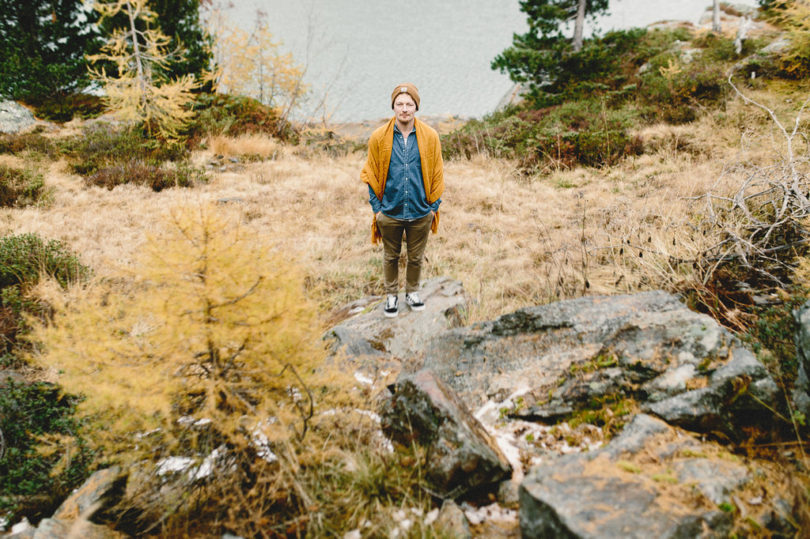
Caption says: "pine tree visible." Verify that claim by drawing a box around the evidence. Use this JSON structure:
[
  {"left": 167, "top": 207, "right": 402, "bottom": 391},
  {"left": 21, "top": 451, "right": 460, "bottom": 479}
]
[
  {"left": 0, "top": 0, "right": 100, "bottom": 102},
  {"left": 152, "top": 0, "right": 213, "bottom": 82},
  {"left": 492, "top": 0, "right": 609, "bottom": 99}
]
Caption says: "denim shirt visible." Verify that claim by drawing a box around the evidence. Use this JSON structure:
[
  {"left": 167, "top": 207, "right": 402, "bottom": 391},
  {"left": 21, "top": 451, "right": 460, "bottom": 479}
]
[{"left": 369, "top": 124, "right": 441, "bottom": 220}]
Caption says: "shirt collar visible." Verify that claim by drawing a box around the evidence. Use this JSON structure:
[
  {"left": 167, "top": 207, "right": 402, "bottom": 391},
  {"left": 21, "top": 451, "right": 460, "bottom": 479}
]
[{"left": 393, "top": 122, "right": 415, "bottom": 137}]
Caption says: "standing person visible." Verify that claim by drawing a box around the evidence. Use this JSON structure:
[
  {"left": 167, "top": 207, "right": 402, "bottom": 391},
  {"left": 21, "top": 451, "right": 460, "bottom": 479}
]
[{"left": 361, "top": 83, "right": 444, "bottom": 318}]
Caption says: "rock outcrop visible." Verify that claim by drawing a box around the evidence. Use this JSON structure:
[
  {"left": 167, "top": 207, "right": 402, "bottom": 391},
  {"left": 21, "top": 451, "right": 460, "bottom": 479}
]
[
  {"left": 380, "top": 369, "right": 512, "bottom": 498},
  {"left": 519, "top": 414, "right": 794, "bottom": 538},
  {"left": 7, "top": 467, "right": 128, "bottom": 539},
  {"left": 328, "top": 276, "right": 467, "bottom": 362},
  {"left": 419, "top": 290, "right": 780, "bottom": 439},
  {"left": 0, "top": 101, "right": 36, "bottom": 134},
  {"left": 336, "top": 283, "right": 804, "bottom": 536},
  {"left": 793, "top": 300, "right": 810, "bottom": 418}
]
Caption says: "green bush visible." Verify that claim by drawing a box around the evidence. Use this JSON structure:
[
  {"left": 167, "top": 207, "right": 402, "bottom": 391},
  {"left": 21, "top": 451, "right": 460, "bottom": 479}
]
[
  {"left": 61, "top": 124, "right": 188, "bottom": 177},
  {"left": 187, "top": 93, "right": 298, "bottom": 144},
  {"left": 443, "top": 99, "right": 642, "bottom": 171},
  {"left": 500, "top": 28, "right": 692, "bottom": 109},
  {"left": 0, "top": 380, "right": 91, "bottom": 524},
  {"left": 0, "top": 165, "right": 46, "bottom": 208},
  {"left": 0, "top": 233, "right": 91, "bottom": 524},
  {"left": 692, "top": 33, "right": 739, "bottom": 62},
  {"left": 0, "top": 234, "right": 87, "bottom": 291},
  {"left": 637, "top": 50, "right": 728, "bottom": 124},
  {"left": 743, "top": 288, "right": 809, "bottom": 384},
  {"left": 461, "top": 27, "right": 733, "bottom": 168},
  {"left": 0, "top": 233, "right": 88, "bottom": 352}
]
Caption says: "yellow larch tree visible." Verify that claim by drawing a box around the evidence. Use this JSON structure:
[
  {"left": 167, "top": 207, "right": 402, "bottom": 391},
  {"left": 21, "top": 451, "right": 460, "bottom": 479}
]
[
  {"left": 87, "top": 0, "right": 198, "bottom": 139},
  {"left": 209, "top": 8, "right": 307, "bottom": 117},
  {"left": 27, "top": 204, "right": 354, "bottom": 463}
]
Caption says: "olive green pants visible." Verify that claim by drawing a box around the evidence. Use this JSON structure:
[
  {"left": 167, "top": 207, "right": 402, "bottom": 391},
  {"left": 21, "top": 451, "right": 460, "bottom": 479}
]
[{"left": 376, "top": 213, "right": 433, "bottom": 295}]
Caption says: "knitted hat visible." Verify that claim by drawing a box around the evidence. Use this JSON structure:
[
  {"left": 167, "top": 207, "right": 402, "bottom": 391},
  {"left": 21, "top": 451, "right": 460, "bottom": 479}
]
[{"left": 391, "top": 83, "right": 420, "bottom": 111}]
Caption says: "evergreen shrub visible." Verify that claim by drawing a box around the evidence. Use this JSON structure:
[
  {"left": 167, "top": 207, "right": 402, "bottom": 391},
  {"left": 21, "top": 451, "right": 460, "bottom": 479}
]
[
  {"left": 32, "top": 94, "right": 105, "bottom": 123},
  {"left": 442, "top": 99, "right": 642, "bottom": 171},
  {"left": 638, "top": 55, "right": 728, "bottom": 124},
  {"left": 85, "top": 160, "right": 205, "bottom": 192},
  {"left": 0, "top": 233, "right": 88, "bottom": 352},
  {"left": 0, "top": 380, "right": 91, "bottom": 524},
  {"left": 0, "top": 234, "right": 90, "bottom": 525},
  {"left": 451, "top": 28, "right": 725, "bottom": 169}
]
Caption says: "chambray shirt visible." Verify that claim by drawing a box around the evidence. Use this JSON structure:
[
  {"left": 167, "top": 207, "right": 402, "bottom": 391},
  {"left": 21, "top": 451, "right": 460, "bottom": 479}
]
[{"left": 368, "top": 124, "right": 441, "bottom": 220}]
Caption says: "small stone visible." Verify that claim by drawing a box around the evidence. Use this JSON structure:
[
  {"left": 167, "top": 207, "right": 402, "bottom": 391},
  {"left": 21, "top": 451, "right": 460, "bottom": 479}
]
[{"left": 436, "top": 500, "right": 471, "bottom": 539}]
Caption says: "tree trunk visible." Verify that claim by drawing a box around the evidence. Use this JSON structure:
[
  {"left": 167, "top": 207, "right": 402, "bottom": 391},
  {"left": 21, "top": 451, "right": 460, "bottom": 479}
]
[
  {"left": 125, "top": 1, "right": 148, "bottom": 110},
  {"left": 712, "top": 0, "right": 721, "bottom": 33},
  {"left": 573, "top": 0, "right": 587, "bottom": 52}
]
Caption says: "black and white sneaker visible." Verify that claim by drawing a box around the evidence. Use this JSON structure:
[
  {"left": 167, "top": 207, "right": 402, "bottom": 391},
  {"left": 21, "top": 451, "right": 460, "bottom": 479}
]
[
  {"left": 405, "top": 292, "right": 425, "bottom": 311},
  {"left": 384, "top": 294, "right": 399, "bottom": 317}
]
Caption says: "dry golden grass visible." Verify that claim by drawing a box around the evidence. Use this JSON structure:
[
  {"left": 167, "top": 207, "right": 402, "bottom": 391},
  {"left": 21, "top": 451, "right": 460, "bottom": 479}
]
[
  {"left": 2, "top": 90, "right": 807, "bottom": 328},
  {"left": 205, "top": 133, "right": 284, "bottom": 160}
]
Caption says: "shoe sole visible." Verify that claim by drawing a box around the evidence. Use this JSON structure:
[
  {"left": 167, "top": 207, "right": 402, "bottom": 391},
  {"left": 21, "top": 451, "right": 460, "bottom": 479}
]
[
  {"left": 408, "top": 304, "right": 425, "bottom": 311},
  {"left": 384, "top": 310, "right": 398, "bottom": 318}
]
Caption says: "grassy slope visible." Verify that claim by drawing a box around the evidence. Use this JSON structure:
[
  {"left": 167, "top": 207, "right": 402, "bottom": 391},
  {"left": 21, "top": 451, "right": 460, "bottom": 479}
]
[{"left": 2, "top": 80, "right": 807, "bottom": 329}]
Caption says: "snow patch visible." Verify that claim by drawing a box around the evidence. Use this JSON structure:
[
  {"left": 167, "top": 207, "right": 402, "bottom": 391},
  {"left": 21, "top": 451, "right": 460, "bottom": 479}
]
[
  {"left": 461, "top": 502, "right": 518, "bottom": 526},
  {"left": 354, "top": 371, "right": 374, "bottom": 385},
  {"left": 157, "top": 456, "right": 194, "bottom": 475}
]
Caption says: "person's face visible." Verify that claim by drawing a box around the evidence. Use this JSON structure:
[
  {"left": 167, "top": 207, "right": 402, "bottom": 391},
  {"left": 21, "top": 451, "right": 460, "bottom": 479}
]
[{"left": 394, "top": 93, "right": 416, "bottom": 123}]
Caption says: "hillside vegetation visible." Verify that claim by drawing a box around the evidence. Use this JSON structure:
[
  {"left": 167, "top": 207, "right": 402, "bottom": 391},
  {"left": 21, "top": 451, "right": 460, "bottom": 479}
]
[{"left": 1, "top": 7, "right": 809, "bottom": 537}]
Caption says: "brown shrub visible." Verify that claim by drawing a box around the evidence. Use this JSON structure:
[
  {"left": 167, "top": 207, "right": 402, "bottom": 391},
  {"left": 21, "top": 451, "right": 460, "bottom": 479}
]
[
  {"left": 0, "top": 132, "right": 58, "bottom": 158},
  {"left": 0, "top": 164, "right": 45, "bottom": 207},
  {"left": 85, "top": 161, "right": 202, "bottom": 191}
]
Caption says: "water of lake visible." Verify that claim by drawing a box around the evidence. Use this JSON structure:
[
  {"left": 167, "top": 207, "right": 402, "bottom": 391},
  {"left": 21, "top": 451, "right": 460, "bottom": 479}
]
[{"left": 223, "top": 0, "right": 759, "bottom": 122}]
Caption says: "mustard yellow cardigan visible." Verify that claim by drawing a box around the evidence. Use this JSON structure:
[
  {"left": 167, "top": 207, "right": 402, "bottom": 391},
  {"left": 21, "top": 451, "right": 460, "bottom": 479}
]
[{"left": 361, "top": 117, "right": 444, "bottom": 244}]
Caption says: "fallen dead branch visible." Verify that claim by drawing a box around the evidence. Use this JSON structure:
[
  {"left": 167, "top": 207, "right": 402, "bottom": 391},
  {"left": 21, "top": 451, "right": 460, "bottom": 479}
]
[{"left": 689, "top": 69, "right": 810, "bottom": 288}]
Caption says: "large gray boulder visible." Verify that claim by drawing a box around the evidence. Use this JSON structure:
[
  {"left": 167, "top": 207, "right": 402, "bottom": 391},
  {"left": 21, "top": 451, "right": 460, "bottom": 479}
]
[
  {"left": 380, "top": 369, "right": 512, "bottom": 499},
  {"left": 519, "top": 414, "right": 796, "bottom": 538},
  {"left": 0, "top": 101, "right": 36, "bottom": 134},
  {"left": 420, "top": 291, "right": 779, "bottom": 439},
  {"left": 792, "top": 300, "right": 810, "bottom": 418}
]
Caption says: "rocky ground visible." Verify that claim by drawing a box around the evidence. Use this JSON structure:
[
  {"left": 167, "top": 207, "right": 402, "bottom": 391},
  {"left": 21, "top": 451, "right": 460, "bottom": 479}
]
[
  {"left": 325, "top": 278, "right": 810, "bottom": 538},
  {"left": 12, "top": 277, "right": 810, "bottom": 537}
]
